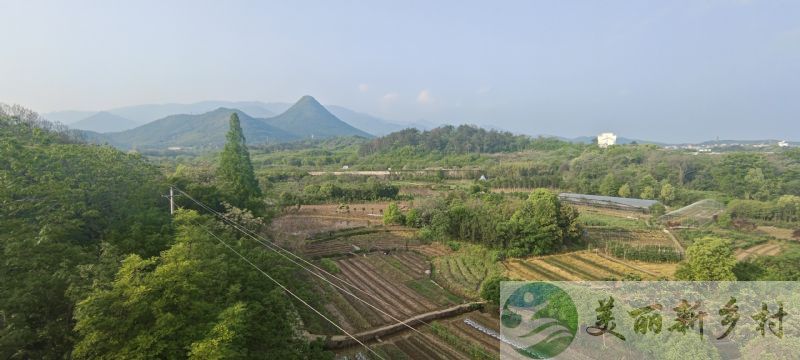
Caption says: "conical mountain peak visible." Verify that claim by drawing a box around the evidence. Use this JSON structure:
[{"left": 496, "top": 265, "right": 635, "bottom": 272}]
[{"left": 263, "top": 95, "right": 371, "bottom": 139}]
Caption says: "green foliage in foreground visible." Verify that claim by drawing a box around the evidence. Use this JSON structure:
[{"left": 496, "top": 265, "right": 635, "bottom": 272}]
[
  {"left": 1, "top": 112, "right": 172, "bottom": 358},
  {"left": 72, "top": 210, "right": 329, "bottom": 359},
  {"left": 1, "top": 110, "right": 331, "bottom": 359},
  {"left": 675, "top": 237, "right": 736, "bottom": 280}
]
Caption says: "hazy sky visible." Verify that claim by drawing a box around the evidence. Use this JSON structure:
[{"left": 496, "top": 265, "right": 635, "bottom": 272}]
[{"left": 1, "top": 0, "right": 798, "bottom": 142}]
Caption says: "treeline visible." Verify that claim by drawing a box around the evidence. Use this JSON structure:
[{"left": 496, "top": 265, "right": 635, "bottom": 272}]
[
  {"left": 386, "top": 189, "right": 582, "bottom": 257},
  {"left": 725, "top": 195, "right": 800, "bottom": 224},
  {"left": 273, "top": 176, "right": 401, "bottom": 206},
  {"left": 364, "top": 129, "right": 799, "bottom": 205},
  {"left": 548, "top": 145, "right": 800, "bottom": 205},
  {"left": 300, "top": 181, "right": 400, "bottom": 203},
  {"left": 358, "top": 125, "right": 560, "bottom": 156}
]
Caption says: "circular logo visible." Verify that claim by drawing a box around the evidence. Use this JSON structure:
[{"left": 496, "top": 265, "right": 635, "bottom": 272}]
[{"left": 501, "top": 282, "right": 578, "bottom": 359}]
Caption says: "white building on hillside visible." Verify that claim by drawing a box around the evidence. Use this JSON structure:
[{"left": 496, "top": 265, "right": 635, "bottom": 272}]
[
  {"left": 597, "top": 132, "right": 617, "bottom": 148},
  {"left": 778, "top": 140, "right": 789, "bottom": 147}
]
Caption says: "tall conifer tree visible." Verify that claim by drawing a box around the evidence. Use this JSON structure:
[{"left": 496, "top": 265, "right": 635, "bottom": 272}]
[{"left": 217, "top": 113, "right": 262, "bottom": 209}]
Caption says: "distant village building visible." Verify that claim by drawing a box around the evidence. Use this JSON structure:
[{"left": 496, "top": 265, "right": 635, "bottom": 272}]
[
  {"left": 597, "top": 132, "right": 617, "bottom": 148},
  {"left": 342, "top": 165, "right": 349, "bottom": 170},
  {"left": 167, "top": 146, "right": 183, "bottom": 151},
  {"left": 778, "top": 140, "right": 789, "bottom": 148},
  {"left": 479, "top": 175, "right": 487, "bottom": 181}
]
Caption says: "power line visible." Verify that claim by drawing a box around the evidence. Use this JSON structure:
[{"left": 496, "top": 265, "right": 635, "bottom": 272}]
[
  {"left": 188, "top": 217, "right": 384, "bottom": 360},
  {"left": 172, "top": 187, "right": 438, "bottom": 340}
]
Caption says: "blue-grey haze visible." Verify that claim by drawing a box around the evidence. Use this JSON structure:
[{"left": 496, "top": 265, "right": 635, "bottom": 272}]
[{"left": 1, "top": 0, "right": 798, "bottom": 143}]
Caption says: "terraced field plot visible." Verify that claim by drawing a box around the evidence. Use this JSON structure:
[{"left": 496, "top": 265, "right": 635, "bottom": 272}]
[
  {"left": 411, "top": 243, "right": 452, "bottom": 257},
  {"left": 431, "top": 244, "right": 503, "bottom": 299},
  {"left": 585, "top": 227, "right": 684, "bottom": 263},
  {"left": 271, "top": 215, "right": 373, "bottom": 240},
  {"left": 303, "top": 231, "right": 421, "bottom": 258},
  {"left": 756, "top": 226, "right": 798, "bottom": 241},
  {"left": 575, "top": 205, "right": 650, "bottom": 223},
  {"left": 293, "top": 201, "right": 411, "bottom": 219},
  {"left": 504, "top": 251, "right": 655, "bottom": 281},
  {"left": 311, "top": 251, "right": 462, "bottom": 334},
  {"left": 586, "top": 227, "right": 675, "bottom": 247},
  {"left": 736, "top": 241, "right": 783, "bottom": 260}
]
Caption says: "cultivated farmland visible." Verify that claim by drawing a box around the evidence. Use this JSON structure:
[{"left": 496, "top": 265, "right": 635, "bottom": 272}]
[
  {"left": 736, "top": 241, "right": 783, "bottom": 260},
  {"left": 341, "top": 311, "right": 501, "bottom": 360},
  {"left": 504, "top": 251, "right": 656, "bottom": 281},
  {"left": 431, "top": 244, "right": 503, "bottom": 299},
  {"left": 307, "top": 251, "right": 462, "bottom": 334},
  {"left": 303, "top": 230, "right": 420, "bottom": 258}
]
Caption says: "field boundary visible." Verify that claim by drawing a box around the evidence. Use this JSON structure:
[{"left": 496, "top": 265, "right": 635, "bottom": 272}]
[{"left": 307, "top": 302, "right": 485, "bottom": 349}]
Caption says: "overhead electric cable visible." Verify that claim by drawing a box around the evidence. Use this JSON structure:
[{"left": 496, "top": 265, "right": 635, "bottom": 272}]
[
  {"left": 188, "top": 218, "right": 384, "bottom": 360},
  {"left": 173, "top": 186, "right": 442, "bottom": 340}
]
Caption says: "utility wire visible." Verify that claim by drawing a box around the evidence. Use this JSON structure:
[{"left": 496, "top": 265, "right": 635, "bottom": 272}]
[
  {"left": 188, "top": 217, "right": 385, "bottom": 360},
  {"left": 173, "top": 187, "right": 440, "bottom": 340}
]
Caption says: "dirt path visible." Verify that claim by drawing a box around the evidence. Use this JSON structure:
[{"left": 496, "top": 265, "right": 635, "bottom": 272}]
[{"left": 663, "top": 228, "right": 685, "bottom": 253}]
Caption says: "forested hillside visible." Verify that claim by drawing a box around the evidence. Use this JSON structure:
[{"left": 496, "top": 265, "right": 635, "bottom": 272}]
[
  {"left": 0, "top": 106, "right": 330, "bottom": 359},
  {"left": 358, "top": 125, "right": 542, "bottom": 155}
]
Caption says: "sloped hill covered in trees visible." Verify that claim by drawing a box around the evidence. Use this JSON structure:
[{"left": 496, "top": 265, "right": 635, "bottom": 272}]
[{"left": 0, "top": 106, "right": 331, "bottom": 359}]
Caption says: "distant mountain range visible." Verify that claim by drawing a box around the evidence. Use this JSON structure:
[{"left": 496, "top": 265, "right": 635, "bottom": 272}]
[
  {"left": 47, "top": 99, "right": 407, "bottom": 136},
  {"left": 44, "top": 98, "right": 795, "bottom": 149},
  {"left": 70, "top": 111, "right": 139, "bottom": 133},
  {"left": 82, "top": 96, "right": 375, "bottom": 149}
]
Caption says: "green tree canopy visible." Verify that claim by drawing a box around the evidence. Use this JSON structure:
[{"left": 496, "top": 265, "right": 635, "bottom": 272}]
[
  {"left": 383, "top": 201, "right": 405, "bottom": 225},
  {"left": 618, "top": 183, "right": 632, "bottom": 198},
  {"left": 217, "top": 113, "right": 262, "bottom": 211},
  {"left": 507, "top": 189, "right": 581, "bottom": 256},
  {"left": 675, "top": 237, "right": 736, "bottom": 280},
  {"left": 72, "top": 210, "right": 318, "bottom": 359}
]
